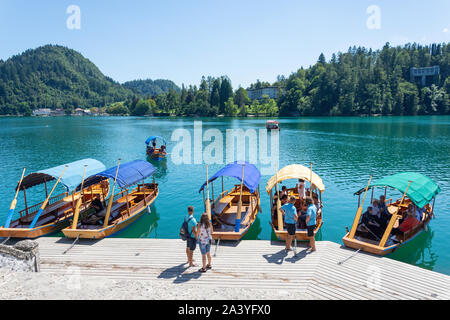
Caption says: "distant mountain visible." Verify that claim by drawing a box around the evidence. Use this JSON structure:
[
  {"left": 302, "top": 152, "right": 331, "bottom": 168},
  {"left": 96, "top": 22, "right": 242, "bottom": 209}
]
[
  {"left": 123, "top": 79, "right": 180, "bottom": 97},
  {"left": 0, "top": 45, "right": 179, "bottom": 115},
  {"left": 0, "top": 45, "right": 136, "bottom": 114}
]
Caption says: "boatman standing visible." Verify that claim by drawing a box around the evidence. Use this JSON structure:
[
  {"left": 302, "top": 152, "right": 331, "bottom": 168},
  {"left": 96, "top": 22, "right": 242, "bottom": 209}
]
[
  {"left": 280, "top": 196, "right": 299, "bottom": 252},
  {"left": 305, "top": 198, "right": 317, "bottom": 252}
]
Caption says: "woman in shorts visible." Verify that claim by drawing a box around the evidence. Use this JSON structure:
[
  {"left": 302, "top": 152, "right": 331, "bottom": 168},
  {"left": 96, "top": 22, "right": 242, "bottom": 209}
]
[{"left": 197, "top": 213, "right": 213, "bottom": 273}]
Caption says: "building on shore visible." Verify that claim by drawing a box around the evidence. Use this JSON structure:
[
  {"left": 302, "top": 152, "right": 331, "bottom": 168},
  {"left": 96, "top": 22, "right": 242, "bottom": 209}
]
[
  {"left": 410, "top": 66, "right": 440, "bottom": 86},
  {"left": 32, "top": 108, "right": 52, "bottom": 117},
  {"left": 247, "top": 86, "right": 285, "bottom": 101},
  {"left": 73, "top": 108, "right": 91, "bottom": 116}
]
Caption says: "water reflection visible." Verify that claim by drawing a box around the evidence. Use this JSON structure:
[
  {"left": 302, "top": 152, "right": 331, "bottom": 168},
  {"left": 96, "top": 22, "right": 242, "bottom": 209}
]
[
  {"left": 388, "top": 227, "right": 437, "bottom": 271},
  {"left": 112, "top": 205, "right": 160, "bottom": 239},
  {"left": 242, "top": 216, "right": 263, "bottom": 240},
  {"left": 147, "top": 156, "right": 168, "bottom": 182}
]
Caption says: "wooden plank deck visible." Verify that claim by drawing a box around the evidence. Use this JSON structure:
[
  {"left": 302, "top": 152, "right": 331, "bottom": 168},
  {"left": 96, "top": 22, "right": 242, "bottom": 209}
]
[{"left": 35, "top": 238, "right": 450, "bottom": 300}]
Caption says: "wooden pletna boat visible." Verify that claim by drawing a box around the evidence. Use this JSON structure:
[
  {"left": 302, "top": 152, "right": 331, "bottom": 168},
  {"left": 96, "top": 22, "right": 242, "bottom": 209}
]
[
  {"left": 0, "top": 159, "right": 108, "bottom": 239},
  {"left": 266, "top": 164, "right": 325, "bottom": 241},
  {"left": 146, "top": 136, "right": 167, "bottom": 161},
  {"left": 199, "top": 161, "right": 261, "bottom": 241},
  {"left": 342, "top": 172, "right": 441, "bottom": 256},
  {"left": 62, "top": 160, "right": 159, "bottom": 240},
  {"left": 266, "top": 120, "right": 280, "bottom": 130}
]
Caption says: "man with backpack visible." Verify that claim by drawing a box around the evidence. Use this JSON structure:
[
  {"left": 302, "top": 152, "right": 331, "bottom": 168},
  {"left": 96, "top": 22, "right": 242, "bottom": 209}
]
[{"left": 183, "top": 206, "right": 198, "bottom": 267}]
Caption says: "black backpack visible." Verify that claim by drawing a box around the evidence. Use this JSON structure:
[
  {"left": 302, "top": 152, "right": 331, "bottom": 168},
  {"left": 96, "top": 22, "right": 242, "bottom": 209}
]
[{"left": 180, "top": 216, "right": 193, "bottom": 241}]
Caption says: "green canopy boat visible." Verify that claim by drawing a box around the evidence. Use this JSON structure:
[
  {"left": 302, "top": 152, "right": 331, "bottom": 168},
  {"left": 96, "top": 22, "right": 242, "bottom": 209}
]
[{"left": 343, "top": 172, "right": 440, "bottom": 256}]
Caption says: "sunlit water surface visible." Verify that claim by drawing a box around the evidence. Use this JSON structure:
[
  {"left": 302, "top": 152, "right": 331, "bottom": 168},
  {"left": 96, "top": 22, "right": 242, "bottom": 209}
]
[{"left": 0, "top": 116, "right": 448, "bottom": 275}]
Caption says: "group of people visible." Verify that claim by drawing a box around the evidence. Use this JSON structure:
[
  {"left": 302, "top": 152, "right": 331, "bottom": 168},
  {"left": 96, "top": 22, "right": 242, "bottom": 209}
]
[
  {"left": 360, "top": 195, "right": 424, "bottom": 241},
  {"left": 183, "top": 206, "right": 213, "bottom": 273},
  {"left": 273, "top": 179, "right": 323, "bottom": 253},
  {"left": 148, "top": 142, "right": 167, "bottom": 154}
]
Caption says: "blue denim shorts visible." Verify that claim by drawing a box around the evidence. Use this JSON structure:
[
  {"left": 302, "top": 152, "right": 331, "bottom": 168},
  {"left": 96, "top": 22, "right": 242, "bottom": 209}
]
[{"left": 199, "top": 242, "right": 211, "bottom": 255}]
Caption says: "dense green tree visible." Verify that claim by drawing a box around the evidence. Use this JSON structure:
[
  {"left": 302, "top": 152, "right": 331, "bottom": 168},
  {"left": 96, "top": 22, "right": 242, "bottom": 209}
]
[
  {"left": 234, "top": 87, "right": 250, "bottom": 108},
  {"left": 219, "top": 77, "right": 233, "bottom": 114}
]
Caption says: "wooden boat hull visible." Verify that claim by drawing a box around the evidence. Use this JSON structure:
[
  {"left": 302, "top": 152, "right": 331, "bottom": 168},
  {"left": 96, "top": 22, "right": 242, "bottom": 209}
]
[
  {"left": 0, "top": 182, "right": 108, "bottom": 239},
  {"left": 62, "top": 185, "right": 158, "bottom": 240},
  {"left": 269, "top": 187, "right": 323, "bottom": 242},
  {"left": 146, "top": 148, "right": 167, "bottom": 161},
  {"left": 211, "top": 187, "right": 260, "bottom": 241},
  {"left": 0, "top": 217, "right": 72, "bottom": 239},
  {"left": 342, "top": 200, "right": 433, "bottom": 256},
  {"left": 272, "top": 221, "right": 323, "bottom": 241}
]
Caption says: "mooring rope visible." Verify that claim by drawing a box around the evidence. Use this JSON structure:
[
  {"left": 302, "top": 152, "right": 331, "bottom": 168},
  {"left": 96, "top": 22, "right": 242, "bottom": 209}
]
[
  {"left": 338, "top": 248, "right": 361, "bottom": 265},
  {"left": 63, "top": 235, "right": 80, "bottom": 255}
]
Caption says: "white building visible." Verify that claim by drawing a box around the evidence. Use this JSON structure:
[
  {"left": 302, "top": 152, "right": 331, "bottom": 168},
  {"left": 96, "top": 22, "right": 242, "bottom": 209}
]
[
  {"left": 247, "top": 87, "right": 284, "bottom": 100},
  {"left": 32, "top": 108, "right": 52, "bottom": 117}
]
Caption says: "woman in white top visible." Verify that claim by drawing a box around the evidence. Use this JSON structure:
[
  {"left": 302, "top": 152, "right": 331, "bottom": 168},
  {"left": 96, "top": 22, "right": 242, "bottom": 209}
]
[
  {"left": 297, "top": 179, "right": 306, "bottom": 199},
  {"left": 197, "top": 213, "right": 213, "bottom": 273}
]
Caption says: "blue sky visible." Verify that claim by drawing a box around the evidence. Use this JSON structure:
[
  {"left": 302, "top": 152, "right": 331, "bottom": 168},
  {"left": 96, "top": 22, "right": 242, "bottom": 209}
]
[{"left": 0, "top": 0, "right": 449, "bottom": 88}]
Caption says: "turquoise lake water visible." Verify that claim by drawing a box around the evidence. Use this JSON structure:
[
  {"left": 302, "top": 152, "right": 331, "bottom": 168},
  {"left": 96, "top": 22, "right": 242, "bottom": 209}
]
[{"left": 0, "top": 116, "right": 449, "bottom": 275}]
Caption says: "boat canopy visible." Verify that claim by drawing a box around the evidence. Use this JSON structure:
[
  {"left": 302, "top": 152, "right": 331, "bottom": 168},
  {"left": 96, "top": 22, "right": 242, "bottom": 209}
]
[
  {"left": 199, "top": 161, "right": 261, "bottom": 194},
  {"left": 145, "top": 136, "right": 167, "bottom": 146},
  {"left": 80, "top": 160, "right": 156, "bottom": 190},
  {"left": 354, "top": 172, "right": 441, "bottom": 208},
  {"left": 265, "top": 164, "right": 326, "bottom": 194},
  {"left": 17, "top": 159, "right": 106, "bottom": 193}
]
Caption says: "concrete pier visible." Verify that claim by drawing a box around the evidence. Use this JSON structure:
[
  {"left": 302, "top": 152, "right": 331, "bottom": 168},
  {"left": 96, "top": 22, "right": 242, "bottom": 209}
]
[{"left": 31, "top": 237, "right": 450, "bottom": 300}]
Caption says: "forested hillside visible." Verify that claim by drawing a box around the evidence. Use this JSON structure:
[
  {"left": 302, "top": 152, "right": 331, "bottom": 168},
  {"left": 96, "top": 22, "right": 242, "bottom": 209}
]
[
  {"left": 123, "top": 79, "right": 180, "bottom": 97},
  {"left": 124, "top": 42, "right": 449, "bottom": 117},
  {"left": 0, "top": 42, "right": 448, "bottom": 116},
  {"left": 0, "top": 45, "right": 135, "bottom": 115},
  {"left": 277, "top": 42, "right": 449, "bottom": 116}
]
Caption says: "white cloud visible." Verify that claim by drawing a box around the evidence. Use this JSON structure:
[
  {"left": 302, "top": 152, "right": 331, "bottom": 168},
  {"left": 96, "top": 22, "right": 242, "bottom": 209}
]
[{"left": 443, "top": 28, "right": 449, "bottom": 33}]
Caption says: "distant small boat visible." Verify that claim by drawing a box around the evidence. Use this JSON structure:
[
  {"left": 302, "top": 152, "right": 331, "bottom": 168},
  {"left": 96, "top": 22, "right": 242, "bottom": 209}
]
[
  {"left": 146, "top": 136, "right": 167, "bottom": 161},
  {"left": 266, "top": 120, "right": 280, "bottom": 130},
  {"left": 62, "top": 160, "right": 159, "bottom": 240},
  {"left": 0, "top": 159, "right": 108, "bottom": 239},
  {"left": 266, "top": 164, "right": 325, "bottom": 241},
  {"left": 199, "top": 161, "right": 261, "bottom": 241},
  {"left": 342, "top": 172, "right": 440, "bottom": 256}
]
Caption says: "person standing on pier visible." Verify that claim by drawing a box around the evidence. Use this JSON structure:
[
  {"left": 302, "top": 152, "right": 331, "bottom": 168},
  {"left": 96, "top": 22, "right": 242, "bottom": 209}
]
[
  {"left": 184, "top": 206, "right": 198, "bottom": 267},
  {"left": 305, "top": 198, "right": 317, "bottom": 252},
  {"left": 197, "top": 213, "right": 213, "bottom": 273},
  {"left": 280, "top": 196, "right": 299, "bottom": 252}
]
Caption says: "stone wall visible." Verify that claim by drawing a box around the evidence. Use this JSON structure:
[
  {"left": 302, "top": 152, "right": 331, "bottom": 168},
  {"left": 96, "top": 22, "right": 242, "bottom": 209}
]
[{"left": 0, "top": 240, "right": 40, "bottom": 272}]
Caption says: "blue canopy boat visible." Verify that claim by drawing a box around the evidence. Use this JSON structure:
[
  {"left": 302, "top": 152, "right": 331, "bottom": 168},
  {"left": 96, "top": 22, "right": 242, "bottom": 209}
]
[
  {"left": 343, "top": 172, "right": 441, "bottom": 256},
  {"left": 199, "top": 161, "right": 261, "bottom": 241},
  {"left": 146, "top": 136, "right": 167, "bottom": 161},
  {"left": 62, "top": 160, "right": 159, "bottom": 239},
  {"left": 0, "top": 159, "right": 108, "bottom": 239}
]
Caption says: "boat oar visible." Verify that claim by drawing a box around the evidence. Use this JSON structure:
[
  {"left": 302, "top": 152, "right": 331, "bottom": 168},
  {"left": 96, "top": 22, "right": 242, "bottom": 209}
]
[
  {"left": 309, "top": 162, "right": 314, "bottom": 200},
  {"left": 379, "top": 181, "right": 413, "bottom": 247},
  {"left": 103, "top": 159, "right": 121, "bottom": 228},
  {"left": 275, "top": 172, "right": 283, "bottom": 232},
  {"left": 348, "top": 175, "right": 373, "bottom": 239},
  {"left": 206, "top": 165, "right": 212, "bottom": 221},
  {"left": 5, "top": 168, "right": 26, "bottom": 228},
  {"left": 71, "top": 165, "right": 88, "bottom": 230},
  {"left": 30, "top": 166, "right": 68, "bottom": 229},
  {"left": 235, "top": 164, "right": 246, "bottom": 233}
]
